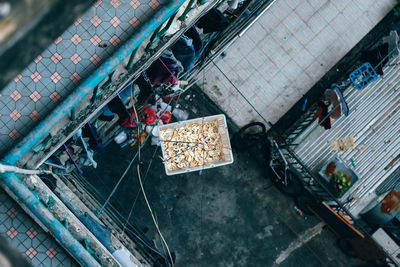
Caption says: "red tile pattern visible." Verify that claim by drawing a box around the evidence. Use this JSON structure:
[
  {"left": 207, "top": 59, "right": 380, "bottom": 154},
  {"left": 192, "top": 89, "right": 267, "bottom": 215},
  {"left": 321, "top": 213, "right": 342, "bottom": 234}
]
[
  {"left": 110, "top": 35, "right": 121, "bottom": 47},
  {"left": 74, "top": 18, "right": 82, "bottom": 26},
  {"left": 70, "top": 73, "right": 81, "bottom": 84},
  {"left": 90, "top": 15, "right": 102, "bottom": 27},
  {"left": 129, "top": 17, "right": 140, "bottom": 28},
  {"left": 51, "top": 52, "right": 62, "bottom": 64},
  {"left": 10, "top": 110, "right": 22, "bottom": 122},
  {"left": 26, "top": 247, "right": 38, "bottom": 259},
  {"left": 34, "top": 55, "right": 43, "bottom": 64},
  {"left": 94, "top": 0, "right": 102, "bottom": 7},
  {"left": 29, "top": 110, "right": 40, "bottom": 122},
  {"left": 13, "top": 74, "right": 22, "bottom": 82},
  {"left": 70, "top": 54, "right": 82, "bottom": 65},
  {"left": 1, "top": 188, "right": 78, "bottom": 266},
  {"left": 10, "top": 90, "right": 21, "bottom": 102},
  {"left": 54, "top": 36, "right": 62, "bottom": 44},
  {"left": 30, "top": 72, "right": 42, "bottom": 83},
  {"left": 6, "top": 227, "right": 18, "bottom": 239},
  {"left": 26, "top": 227, "right": 38, "bottom": 239},
  {"left": 29, "top": 91, "right": 41, "bottom": 102},
  {"left": 110, "top": 16, "right": 121, "bottom": 28},
  {"left": 149, "top": 0, "right": 160, "bottom": 10},
  {"left": 50, "top": 72, "right": 62, "bottom": 83},
  {"left": 8, "top": 130, "right": 21, "bottom": 141},
  {"left": 130, "top": 0, "right": 140, "bottom": 9},
  {"left": 110, "top": 0, "right": 121, "bottom": 8},
  {"left": 90, "top": 54, "right": 101, "bottom": 66},
  {"left": 49, "top": 92, "right": 61, "bottom": 103},
  {"left": 46, "top": 248, "right": 57, "bottom": 259},
  {"left": 0, "top": 0, "right": 167, "bottom": 166},
  {"left": 71, "top": 34, "right": 82, "bottom": 45},
  {"left": 90, "top": 34, "right": 102, "bottom": 46},
  {"left": 7, "top": 207, "right": 18, "bottom": 218}
]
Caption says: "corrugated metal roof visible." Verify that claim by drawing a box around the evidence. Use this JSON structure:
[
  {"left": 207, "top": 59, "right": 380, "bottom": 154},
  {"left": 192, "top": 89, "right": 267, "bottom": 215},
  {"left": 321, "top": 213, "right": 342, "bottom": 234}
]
[{"left": 293, "top": 56, "right": 400, "bottom": 216}]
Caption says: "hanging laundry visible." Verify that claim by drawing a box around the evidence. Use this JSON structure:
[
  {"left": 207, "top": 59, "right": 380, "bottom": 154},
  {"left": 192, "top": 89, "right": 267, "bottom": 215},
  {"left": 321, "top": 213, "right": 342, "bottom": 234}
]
[
  {"left": 98, "top": 108, "right": 115, "bottom": 121},
  {"left": 312, "top": 100, "right": 331, "bottom": 130},
  {"left": 43, "top": 157, "right": 71, "bottom": 175},
  {"left": 161, "top": 50, "right": 184, "bottom": 76},
  {"left": 360, "top": 43, "right": 389, "bottom": 75},
  {"left": 325, "top": 89, "right": 341, "bottom": 119},
  {"left": 171, "top": 35, "right": 196, "bottom": 72},
  {"left": 184, "top": 26, "right": 203, "bottom": 58},
  {"left": 78, "top": 212, "right": 113, "bottom": 249},
  {"left": 331, "top": 85, "right": 349, "bottom": 116},
  {"left": 64, "top": 144, "right": 83, "bottom": 174},
  {"left": 74, "top": 129, "right": 97, "bottom": 168},
  {"left": 196, "top": 8, "right": 230, "bottom": 34},
  {"left": 82, "top": 123, "right": 104, "bottom": 153},
  {"left": 102, "top": 105, "right": 116, "bottom": 117},
  {"left": 146, "top": 58, "right": 178, "bottom": 85}
]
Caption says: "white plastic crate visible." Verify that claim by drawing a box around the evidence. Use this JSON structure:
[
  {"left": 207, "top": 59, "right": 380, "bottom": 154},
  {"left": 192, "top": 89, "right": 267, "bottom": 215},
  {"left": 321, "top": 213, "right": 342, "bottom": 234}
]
[{"left": 158, "top": 114, "right": 234, "bottom": 176}]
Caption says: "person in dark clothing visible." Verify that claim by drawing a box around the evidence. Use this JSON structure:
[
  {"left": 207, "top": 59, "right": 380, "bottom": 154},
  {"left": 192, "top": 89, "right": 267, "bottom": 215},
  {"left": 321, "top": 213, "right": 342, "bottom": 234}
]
[
  {"left": 171, "top": 35, "right": 196, "bottom": 71},
  {"left": 196, "top": 8, "right": 229, "bottom": 33},
  {"left": 184, "top": 26, "right": 203, "bottom": 58},
  {"left": 98, "top": 96, "right": 129, "bottom": 122},
  {"left": 146, "top": 58, "right": 177, "bottom": 85}
]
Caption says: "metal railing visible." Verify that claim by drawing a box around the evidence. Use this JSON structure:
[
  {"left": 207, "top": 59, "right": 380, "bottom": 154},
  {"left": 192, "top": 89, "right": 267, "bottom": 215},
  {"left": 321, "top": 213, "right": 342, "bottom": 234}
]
[
  {"left": 281, "top": 38, "right": 400, "bottom": 146},
  {"left": 275, "top": 33, "right": 400, "bottom": 266}
]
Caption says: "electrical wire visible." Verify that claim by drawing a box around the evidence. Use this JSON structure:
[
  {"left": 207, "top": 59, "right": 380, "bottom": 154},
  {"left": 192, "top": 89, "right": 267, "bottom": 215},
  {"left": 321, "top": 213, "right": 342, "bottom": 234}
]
[
  {"left": 130, "top": 83, "right": 141, "bottom": 162},
  {"left": 97, "top": 90, "right": 180, "bottom": 217},
  {"left": 69, "top": 170, "right": 167, "bottom": 261},
  {"left": 121, "top": 144, "right": 159, "bottom": 234},
  {"left": 136, "top": 164, "right": 175, "bottom": 267},
  {"left": 211, "top": 60, "right": 270, "bottom": 125},
  {"left": 122, "top": 84, "right": 158, "bottom": 232}
]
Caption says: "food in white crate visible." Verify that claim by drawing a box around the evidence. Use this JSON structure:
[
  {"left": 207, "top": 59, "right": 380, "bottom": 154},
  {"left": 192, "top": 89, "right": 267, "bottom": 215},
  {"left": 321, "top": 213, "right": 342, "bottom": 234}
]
[{"left": 160, "top": 120, "right": 224, "bottom": 171}]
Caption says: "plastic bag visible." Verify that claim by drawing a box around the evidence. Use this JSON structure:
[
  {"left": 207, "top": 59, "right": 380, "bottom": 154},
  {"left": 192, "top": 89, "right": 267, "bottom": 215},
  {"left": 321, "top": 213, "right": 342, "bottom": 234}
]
[
  {"left": 140, "top": 105, "right": 157, "bottom": 125},
  {"left": 172, "top": 108, "right": 189, "bottom": 121}
]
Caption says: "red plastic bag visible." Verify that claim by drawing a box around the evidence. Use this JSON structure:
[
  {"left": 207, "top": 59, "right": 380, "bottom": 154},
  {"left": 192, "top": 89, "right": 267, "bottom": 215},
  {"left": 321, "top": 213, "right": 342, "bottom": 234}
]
[
  {"left": 162, "top": 94, "right": 180, "bottom": 103},
  {"left": 160, "top": 110, "right": 172, "bottom": 124},
  {"left": 139, "top": 105, "right": 156, "bottom": 125},
  {"left": 119, "top": 108, "right": 137, "bottom": 128}
]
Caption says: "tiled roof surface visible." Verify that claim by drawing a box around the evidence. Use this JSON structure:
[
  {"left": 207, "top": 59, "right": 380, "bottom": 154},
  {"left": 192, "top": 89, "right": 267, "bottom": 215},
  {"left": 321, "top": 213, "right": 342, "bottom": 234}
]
[
  {"left": 0, "top": 0, "right": 167, "bottom": 265},
  {"left": 0, "top": 0, "right": 166, "bottom": 156},
  {"left": 0, "top": 188, "right": 77, "bottom": 266}
]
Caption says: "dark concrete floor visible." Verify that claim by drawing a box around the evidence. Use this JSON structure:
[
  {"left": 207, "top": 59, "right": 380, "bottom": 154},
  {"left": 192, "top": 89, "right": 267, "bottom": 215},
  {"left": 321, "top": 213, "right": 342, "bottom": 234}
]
[{"left": 82, "top": 87, "right": 366, "bottom": 267}]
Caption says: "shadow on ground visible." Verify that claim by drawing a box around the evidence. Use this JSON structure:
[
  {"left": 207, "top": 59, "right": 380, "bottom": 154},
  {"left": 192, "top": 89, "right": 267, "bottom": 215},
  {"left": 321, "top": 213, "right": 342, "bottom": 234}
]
[{"left": 82, "top": 87, "right": 365, "bottom": 267}]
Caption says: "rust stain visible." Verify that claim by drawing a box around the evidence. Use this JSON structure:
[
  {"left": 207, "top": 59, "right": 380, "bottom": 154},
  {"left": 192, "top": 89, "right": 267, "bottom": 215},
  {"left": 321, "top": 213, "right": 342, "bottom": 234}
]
[
  {"left": 380, "top": 190, "right": 400, "bottom": 216},
  {"left": 324, "top": 161, "right": 336, "bottom": 177}
]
